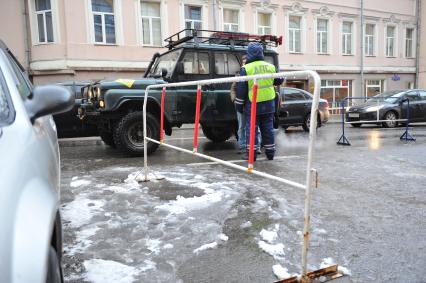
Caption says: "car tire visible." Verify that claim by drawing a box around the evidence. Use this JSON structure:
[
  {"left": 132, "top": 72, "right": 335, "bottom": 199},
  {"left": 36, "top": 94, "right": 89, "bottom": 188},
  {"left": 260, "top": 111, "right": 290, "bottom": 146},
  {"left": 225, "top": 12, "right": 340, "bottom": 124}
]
[
  {"left": 302, "top": 113, "right": 320, "bottom": 132},
  {"left": 201, "top": 125, "right": 233, "bottom": 143},
  {"left": 350, "top": 123, "right": 362, "bottom": 128},
  {"left": 99, "top": 131, "right": 115, "bottom": 148},
  {"left": 382, "top": 111, "right": 398, "bottom": 128},
  {"left": 46, "top": 246, "right": 62, "bottom": 283},
  {"left": 113, "top": 111, "right": 159, "bottom": 156}
]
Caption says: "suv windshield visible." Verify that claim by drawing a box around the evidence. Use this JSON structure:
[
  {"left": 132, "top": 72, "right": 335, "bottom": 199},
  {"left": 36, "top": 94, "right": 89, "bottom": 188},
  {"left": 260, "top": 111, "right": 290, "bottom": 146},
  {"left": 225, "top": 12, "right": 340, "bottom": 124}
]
[
  {"left": 149, "top": 49, "right": 182, "bottom": 78},
  {"left": 367, "top": 90, "right": 405, "bottom": 103}
]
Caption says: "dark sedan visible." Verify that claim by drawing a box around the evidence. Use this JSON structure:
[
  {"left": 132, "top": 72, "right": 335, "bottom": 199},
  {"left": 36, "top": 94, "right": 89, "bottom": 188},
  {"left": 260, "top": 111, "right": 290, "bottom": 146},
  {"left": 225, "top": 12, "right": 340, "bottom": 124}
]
[
  {"left": 278, "top": 87, "right": 330, "bottom": 131},
  {"left": 53, "top": 81, "right": 98, "bottom": 138},
  {"left": 345, "top": 89, "right": 426, "bottom": 128}
]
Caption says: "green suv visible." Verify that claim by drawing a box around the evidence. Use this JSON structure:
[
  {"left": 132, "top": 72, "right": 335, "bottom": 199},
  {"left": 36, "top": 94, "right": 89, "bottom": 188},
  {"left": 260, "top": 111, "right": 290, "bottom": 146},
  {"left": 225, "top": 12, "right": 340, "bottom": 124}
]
[{"left": 79, "top": 29, "right": 281, "bottom": 156}]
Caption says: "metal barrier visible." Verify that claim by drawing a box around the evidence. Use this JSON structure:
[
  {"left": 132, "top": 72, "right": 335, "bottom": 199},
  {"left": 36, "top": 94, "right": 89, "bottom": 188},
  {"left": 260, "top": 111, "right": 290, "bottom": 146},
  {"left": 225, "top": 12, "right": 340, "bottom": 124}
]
[
  {"left": 142, "top": 71, "right": 343, "bottom": 282},
  {"left": 337, "top": 97, "right": 415, "bottom": 146}
]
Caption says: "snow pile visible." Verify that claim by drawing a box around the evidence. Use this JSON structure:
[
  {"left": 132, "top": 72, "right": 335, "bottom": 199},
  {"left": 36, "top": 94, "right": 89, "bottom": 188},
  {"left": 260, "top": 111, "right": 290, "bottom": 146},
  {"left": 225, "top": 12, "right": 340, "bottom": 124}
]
[
  {"left": 83, "top": 259, "right": 140, "bottom": 283},
  {"left": 193, "top": 242, "right": 218, "bottom": 254},
  {"left": 273, "top": 264, "right": 298, "bottom": 280},
  {"left": 258, "top": 241, "right": 285, "bottom": 258},
  {"left": 70, "top": 179, "right": 91, "bottom": 188},
  {"left": 218, "top": 233, "right": 229, "bottom": 241},
  {"left": 320, "top": 257, "right": 352, "bottom": 276},
  {"left": 260, "top": 224, "right": 279, "bottom": 243},
  {"left": 62, "top": 196, "right": 104, "bottom": 228},
  {"left": 155, "top": 191, "right": 224, "bottom": 215}
]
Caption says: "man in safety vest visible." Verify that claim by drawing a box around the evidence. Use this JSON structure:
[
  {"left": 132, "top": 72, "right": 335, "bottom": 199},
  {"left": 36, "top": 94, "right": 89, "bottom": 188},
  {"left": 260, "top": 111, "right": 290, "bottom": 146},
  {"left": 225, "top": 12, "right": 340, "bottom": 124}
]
[{"left": 235, "top": 42, "right": 282, "bottom": 161}]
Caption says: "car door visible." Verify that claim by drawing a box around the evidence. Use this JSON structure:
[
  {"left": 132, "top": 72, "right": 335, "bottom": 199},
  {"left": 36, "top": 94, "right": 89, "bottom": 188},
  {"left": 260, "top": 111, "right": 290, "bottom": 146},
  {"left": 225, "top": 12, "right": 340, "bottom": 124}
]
[
  {"left": 281, "top": 88, "right": 308, "bottom": 124},
  {"left": 175, "top": 50, "right": 213, "bottom": 123},
  {"left": 417, "top": 90, "right": 426, "bottom": 122},
  {"left": 404, "top": 91, "right": 421, "bottom": 122}
]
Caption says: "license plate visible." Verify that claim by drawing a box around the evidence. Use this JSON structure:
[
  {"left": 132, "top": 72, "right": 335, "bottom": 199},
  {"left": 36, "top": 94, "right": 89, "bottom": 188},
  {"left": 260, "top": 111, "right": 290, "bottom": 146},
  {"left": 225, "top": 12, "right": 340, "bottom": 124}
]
[{"left": 348, "top": 113, "right": 359, "bottom": 118}]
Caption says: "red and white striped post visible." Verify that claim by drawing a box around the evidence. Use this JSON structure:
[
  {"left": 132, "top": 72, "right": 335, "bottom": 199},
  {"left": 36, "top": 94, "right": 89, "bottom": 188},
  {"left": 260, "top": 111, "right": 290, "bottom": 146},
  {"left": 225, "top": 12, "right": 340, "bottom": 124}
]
[
  {"left": 193, "top": 85, "right": 202, "bottom": 152},
  {"left": 160, "top": 87, "right": 166, "bottom": 144},
  {"left": 247, "top": 79, "right": 258, "bottom": 172}
]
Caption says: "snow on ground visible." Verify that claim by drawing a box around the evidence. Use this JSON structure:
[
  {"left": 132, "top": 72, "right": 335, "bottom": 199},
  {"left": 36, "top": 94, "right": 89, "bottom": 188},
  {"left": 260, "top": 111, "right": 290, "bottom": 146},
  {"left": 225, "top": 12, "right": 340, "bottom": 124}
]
[
  {"left": 61, "top": 195, "right": 104, "bottom": 228},
  {"left": 272, "top": 264, "right": 298, "bottom": 280},
  {"left": 258, "top": 241, "right": 285, "bottom": 258},
  {"left": 218, "top": 233, "right": 229, "bottom": 241},
  {"left": 260, "top": 224, "right": 279, "bottom": 243},
  {"left": 83, "top": 259, "right": 141, "bottom": 283},
  {"left": 64, "top": 226, "right": 100, "bottom": 256},
  {"left": 156, "top": 191, "right": 224, "bottom": 215},
  {"left": 193, "top": 242, "right": 218, "bottom": 254},
  {"left": 320, "top": 257, "right": 352, "bottom": 276},
  {"left": 70, "top": 179, "right": 91, "bottom": 188}
]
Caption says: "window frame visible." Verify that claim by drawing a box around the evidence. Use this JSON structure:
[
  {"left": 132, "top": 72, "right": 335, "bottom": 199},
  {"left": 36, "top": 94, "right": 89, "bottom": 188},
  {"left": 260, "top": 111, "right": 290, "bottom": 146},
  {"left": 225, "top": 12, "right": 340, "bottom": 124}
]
[
  {"left": 34, "top": 0, "right": 54, "bottom": 44},
  {"left": 385, "top": 24, "right": 397, "bottom": 58},
  {"left": 404, "top": 27, "right": 415, "bottom": 58},
  {"left": 288, "top": 15, "right": 302, "bottom": 53},
  {"left": 315, "top": 17, "right": 330, "bottom": 54},
  {"left": 214, "top": 52, "right": 240, "bottom": 76},
  {"left": 90, "top": 0, "right": 117, "bottom": 45},
  {"left": 257, "top": 11, "right": 272, "bottom": 35},
  {"left": 29, "top": 0, "right": 59, "bottom": 45},
  {"left": 140, "top": 1, "right": 162, "bottom": 47},
  {"left": 184, "top": 4, "right": 203, "bottom": 30},
  {"left": 364, "top": 23, "right": 376, "bottom": 57},
  {"left": 222, "top": 8, "right": 240, "bottom": 32},
  {"left": 341, "top": 20, "right": 355, "bottom": 56}
]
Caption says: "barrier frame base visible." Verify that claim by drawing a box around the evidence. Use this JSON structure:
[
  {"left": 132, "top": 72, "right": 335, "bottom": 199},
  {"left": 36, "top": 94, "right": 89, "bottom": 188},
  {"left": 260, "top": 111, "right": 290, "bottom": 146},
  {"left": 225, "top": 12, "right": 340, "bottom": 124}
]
[
  {"left": 400, "top": 130, "right": 416, "bottom": 142},
  {"left": 337, "top": 134, "right": 351, "bottom": 146}
]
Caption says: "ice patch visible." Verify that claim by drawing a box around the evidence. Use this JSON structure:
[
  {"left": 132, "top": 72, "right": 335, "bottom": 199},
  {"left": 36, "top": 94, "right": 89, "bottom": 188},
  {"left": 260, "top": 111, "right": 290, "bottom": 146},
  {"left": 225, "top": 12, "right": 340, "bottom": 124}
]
[
  {"left": 62, "top": 196, "right": 104, "bottom": 228},
  {"left": 314, "top": 228, "right": 327, "bottom": 234},
  {"left": 146, "top": 239, "right": 162, "bottom": 255},
  {"left": 273, "top": 264, "right": 297, "bottom": 280},
  {"left": 218, "top": 233, "right": 229, "bottom": 241},
  {"left": 70, "top": 179, "right": 91, "bottom": 188},
  {"left": 260, "top": 224, "right": 279, "bottom": 243},
  {"left": 240, "top": 221, "right": 252, "bottom": 228},
  {"left": 258, "top": 241, "right": 285, "bottom": 258},
  {"left": 156, "top": 191, "right": 224, "bottom": 215},
  {"left": 193, "top": 242, "right": 218, "bottom": 254},
  {"left": 83, "top": 259, "right": 139, "bottom": 283},
  {"left": 163, "top": 243, "right": 174, "bottom": 249}
]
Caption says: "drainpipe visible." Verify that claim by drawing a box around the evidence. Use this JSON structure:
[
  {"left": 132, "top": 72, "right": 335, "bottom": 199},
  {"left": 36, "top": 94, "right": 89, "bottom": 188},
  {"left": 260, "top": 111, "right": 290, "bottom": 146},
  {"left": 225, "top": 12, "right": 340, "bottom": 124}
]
[
  {"left": 360, "top": 0, "right": 364, "bottom": 98},
  {"left": 415, "top": 0, "right": 421, "bottom": 88},
  {"left": 212, "top": 0, "right": 218, "bottom": 30},
  {"left": 22, "top": 0, "right": 32, "bottom": 76}
]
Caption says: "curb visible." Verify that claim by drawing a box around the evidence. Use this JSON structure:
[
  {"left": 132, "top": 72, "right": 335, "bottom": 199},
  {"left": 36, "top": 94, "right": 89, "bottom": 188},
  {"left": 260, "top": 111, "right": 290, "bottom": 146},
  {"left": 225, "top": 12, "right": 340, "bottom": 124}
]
[{"left": 59, "top": 137, "right": 103, "bottom": 147}]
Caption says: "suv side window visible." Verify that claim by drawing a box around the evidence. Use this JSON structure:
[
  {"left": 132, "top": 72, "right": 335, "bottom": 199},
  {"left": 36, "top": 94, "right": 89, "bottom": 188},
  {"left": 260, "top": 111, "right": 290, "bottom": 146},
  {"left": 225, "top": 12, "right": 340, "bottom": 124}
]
[
  {"left": 418, "top": 90, "right": 426, "bottom": 101},
  {"left": 182, "top": 51, "right": 210, "bottom": 74},
  {"left": 0, "top": 70, "right": 15, "bottom": 126},
  {"left": 215, "top": 53, "right": 240, "bottom": 75},
  {"left": 284, "top": 89, "right": 307, "bottom": 101}
]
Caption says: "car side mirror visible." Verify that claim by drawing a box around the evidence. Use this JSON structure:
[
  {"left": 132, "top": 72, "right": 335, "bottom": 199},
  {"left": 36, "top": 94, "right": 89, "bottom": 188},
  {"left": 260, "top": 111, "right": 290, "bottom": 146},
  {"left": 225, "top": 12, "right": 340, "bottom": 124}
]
[
  {"left": 25, "top": 85, "right": 74, "bottom": 123},
  {"left": 161, "top": 67, "right": 168, "bottom": 78}
]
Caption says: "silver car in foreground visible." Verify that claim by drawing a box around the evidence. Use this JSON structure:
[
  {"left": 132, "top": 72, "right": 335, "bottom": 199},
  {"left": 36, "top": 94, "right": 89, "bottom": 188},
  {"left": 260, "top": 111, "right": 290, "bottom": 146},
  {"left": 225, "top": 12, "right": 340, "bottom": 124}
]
[{"left": 0, "top": 41, "right": 73, "bottom": 283}]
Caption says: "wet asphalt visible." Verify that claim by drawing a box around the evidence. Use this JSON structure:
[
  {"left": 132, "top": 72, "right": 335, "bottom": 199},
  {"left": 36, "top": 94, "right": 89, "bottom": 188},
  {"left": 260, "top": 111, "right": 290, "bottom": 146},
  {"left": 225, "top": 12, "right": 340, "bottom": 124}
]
[{"left": 59, "top": 122, "right": 426, "bottom": 283}]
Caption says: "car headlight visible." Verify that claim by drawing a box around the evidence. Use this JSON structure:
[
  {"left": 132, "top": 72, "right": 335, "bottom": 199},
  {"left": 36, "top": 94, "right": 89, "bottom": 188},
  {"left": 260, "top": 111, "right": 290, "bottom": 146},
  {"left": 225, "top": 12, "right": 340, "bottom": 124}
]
[
  {"left": 88, "top": 87, "right": 93, "bottom": 99},
  {"left": 94, "top": 86, "right": 101, "bottom": 98},
  {"left": 365, "top": 105, "right": 384, "bottom": 112}
]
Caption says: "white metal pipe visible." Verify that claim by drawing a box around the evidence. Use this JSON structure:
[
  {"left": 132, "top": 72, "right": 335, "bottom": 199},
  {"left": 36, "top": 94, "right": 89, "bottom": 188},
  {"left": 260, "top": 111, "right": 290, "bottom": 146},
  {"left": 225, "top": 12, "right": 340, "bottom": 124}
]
[
  {"left": 146, "top": 137, "right": 306, "bottom": 190},
  {"left": 301, "top": 71, "right": 321, "bottom": 280}
]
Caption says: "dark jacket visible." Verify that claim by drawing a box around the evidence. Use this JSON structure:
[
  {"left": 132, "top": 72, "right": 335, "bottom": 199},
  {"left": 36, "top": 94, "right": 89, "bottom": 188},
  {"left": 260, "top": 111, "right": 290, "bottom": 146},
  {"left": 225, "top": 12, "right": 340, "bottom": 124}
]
[{"left": 235, "top": 43, "right": 282, "bottom": 115}]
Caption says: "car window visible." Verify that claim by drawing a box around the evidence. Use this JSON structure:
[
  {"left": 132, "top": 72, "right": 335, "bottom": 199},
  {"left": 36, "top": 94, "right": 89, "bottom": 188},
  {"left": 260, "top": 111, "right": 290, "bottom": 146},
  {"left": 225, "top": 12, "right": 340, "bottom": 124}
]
[
  {"left": 4, "top": 51, "right": 32, "bottom": 100},
  {"left": 418, "top": 90, "right": 426, "bottom": 101},
  {"left": 405, "top": 91, "right": 420, "bottom": 101},
  {"left": 182, "top": 51, "right": 210, "bottom": 75},
  {"left": 0, "top": 70, "right": 15, "bottom": 126},
  {"left": 215, "top": 53, "right": 240, "bottom": 75},
  {"left": 283, "top": 89, "right": 307, "bottom": 101},
  {"left": 264, "top": 55, "right": 275, "bottom": 66}
]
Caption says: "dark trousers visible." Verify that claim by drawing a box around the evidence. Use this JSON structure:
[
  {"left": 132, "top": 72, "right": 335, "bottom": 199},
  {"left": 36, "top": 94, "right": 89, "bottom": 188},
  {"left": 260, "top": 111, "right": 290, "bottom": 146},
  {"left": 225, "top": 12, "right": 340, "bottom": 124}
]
[{"left": 245, "top": 112, "right": 275, "bottom": 158}]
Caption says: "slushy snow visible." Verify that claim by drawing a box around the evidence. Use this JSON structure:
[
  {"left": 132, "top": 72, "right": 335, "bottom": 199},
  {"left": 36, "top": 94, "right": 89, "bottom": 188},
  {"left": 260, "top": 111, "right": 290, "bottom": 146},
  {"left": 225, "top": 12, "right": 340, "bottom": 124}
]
[
  {"left": 193, "top": 242, "right": 218, "bottom": 254},
  {"left": 83, "top": 259, "right": 140, "bottom": 283}
]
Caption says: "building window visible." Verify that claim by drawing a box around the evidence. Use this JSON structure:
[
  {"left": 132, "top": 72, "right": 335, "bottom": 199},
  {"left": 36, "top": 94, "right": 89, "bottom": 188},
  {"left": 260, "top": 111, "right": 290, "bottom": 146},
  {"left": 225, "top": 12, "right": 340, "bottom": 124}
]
[
  {"left": 405, "top": 28, "right": 414, "bottom": 58},
  {"left": 385, "top": 26, "right": 396, "bottom": 57},
  {"left": 316, "top": 19, "right": 328, "bottom": 54},
  {"left": 320, "top": 80, "right": 352, "bottom": 109},
  {"left": 185, "top": 5, "right": 202, "bottom": 30},
  {"left": 289, "top": 16, "right": 301, "bottom": 53},
  {"left": 91, "top": 0, "right": 116, "bottom": 44},
  {"left": 141, "top": 2, "right": 161, "bottom": 46},
  {"left": 365, "top": 23, "right": 375, "bottom": 56},
  {"left": 342, "top": 21, "right": 353, "bottom": 55},
  {"left": 366, "top": 80, "right": 384, "bottom": 97},
  {"left": 257, "top": 12, "right": 271, "bottom": 35},
  {"left": 35, "top": 0, "right": 54, "bottom": 43},
  {"left": 223, "top": 9, "right": 239, "bottom": 32}
]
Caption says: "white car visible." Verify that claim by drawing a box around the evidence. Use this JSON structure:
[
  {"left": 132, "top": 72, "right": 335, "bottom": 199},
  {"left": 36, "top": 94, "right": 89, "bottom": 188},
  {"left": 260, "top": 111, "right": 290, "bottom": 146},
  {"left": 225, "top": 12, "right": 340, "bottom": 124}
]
[{"left": 0, "top": 41, "right": 73, "bottom": 283}]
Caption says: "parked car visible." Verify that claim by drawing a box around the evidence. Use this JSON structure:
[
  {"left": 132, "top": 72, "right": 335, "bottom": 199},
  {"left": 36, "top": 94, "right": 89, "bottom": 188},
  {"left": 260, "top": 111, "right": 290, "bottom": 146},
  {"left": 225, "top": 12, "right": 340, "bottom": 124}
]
[
  {"left": 0, "top": 40, "right": 73, "bottom": 283},
  {"left": 53, "top": 81, "right": 98, "bottom": 138},
  {"left": 79, "top": 29, "right": 283, "bottom": 156},
  {"left": 278, "top": 87, "right": 330, "bottom": 131},
  {"left": 345, "top": 89, "right": 426, "bottom": 128}
]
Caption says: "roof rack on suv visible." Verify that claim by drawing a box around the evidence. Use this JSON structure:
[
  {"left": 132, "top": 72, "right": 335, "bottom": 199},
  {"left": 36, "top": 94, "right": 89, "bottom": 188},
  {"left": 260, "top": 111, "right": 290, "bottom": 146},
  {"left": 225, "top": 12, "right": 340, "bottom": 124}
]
[{"left": 164, "top": 29, "right": 283, "bottom": 50}]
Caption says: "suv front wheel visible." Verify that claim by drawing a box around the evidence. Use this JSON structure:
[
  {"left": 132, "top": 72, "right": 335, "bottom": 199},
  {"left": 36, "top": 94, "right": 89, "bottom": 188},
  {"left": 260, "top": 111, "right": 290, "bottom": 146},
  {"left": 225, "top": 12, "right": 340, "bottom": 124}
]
[
  {"left": 113, "top": 111, "right": 160, "bottom": 156},
  {"left": 201, "top": 125, "right": 233, "bottom": 143}
]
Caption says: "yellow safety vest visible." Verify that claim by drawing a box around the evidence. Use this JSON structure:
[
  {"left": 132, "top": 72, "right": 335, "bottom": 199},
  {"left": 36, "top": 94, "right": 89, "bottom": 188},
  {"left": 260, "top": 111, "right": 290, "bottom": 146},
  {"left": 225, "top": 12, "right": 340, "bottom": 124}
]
[{"left": 243, "top": 61, "right": 276, "bottom": 102}]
